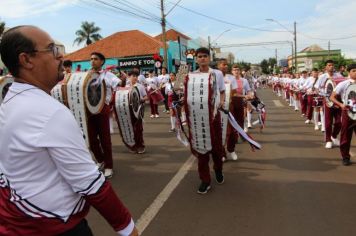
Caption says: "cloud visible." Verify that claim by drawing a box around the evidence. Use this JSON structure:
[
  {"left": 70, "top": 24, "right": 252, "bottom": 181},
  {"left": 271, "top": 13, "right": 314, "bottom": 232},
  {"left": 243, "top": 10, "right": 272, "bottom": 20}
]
[{"left": 1, "top": 0, "right": 77, "bottom": 19}]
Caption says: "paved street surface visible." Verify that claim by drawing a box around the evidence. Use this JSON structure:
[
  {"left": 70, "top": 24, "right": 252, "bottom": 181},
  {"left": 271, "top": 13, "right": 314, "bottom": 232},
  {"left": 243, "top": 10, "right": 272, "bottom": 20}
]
[{"left": 87, "top": 88, "right": 356, "bottom": 236}]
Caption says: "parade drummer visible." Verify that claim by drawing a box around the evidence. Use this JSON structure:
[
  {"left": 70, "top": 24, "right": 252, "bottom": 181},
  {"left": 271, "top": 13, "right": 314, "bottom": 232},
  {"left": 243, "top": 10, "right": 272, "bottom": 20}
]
[
  {"left": 330, "top": 64, "right": 356, "bottom": 166},
  {"left": 193, "top": 47, "right": 226, "bottom": 194},
  {"left": 314, "top": 60, "right": 343, "bottom": 149},
  {"left": 126, "top": 70, "right": 148, "bottom": 154},
  {"left": 89, "top": 52, "right": 123, "bottom": 178},
  {"left": 0, "top": 25, "right": 138, "bottom": 236}
]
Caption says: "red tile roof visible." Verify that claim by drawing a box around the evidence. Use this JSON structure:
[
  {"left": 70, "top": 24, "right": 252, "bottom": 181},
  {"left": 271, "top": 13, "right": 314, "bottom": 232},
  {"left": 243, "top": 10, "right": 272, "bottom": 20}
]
[
  {"left": 155, "top": 29, "right": 191, "bottom": 42},
  {"left": 65, "top": 30, "right": 163, "bottom": 61}
]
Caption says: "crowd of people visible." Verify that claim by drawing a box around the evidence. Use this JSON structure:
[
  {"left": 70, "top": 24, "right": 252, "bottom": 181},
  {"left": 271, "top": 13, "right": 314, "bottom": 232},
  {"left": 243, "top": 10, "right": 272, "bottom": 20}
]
[{"left": 268, "top": 60, "right": 356, "bottom": 166}]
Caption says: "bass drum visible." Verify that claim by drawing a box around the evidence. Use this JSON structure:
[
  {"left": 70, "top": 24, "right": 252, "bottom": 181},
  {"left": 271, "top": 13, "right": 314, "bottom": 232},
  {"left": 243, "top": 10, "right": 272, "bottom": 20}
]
[
  {"left": 0, "top": 76, "right": 14, "bottom": 104},
  {"left": 66, "top": 72, "right": 106, "bottom": 146},
  {"left": 344, "top": 83, "right": 356, "bottom": 120},
  {"left": 130, "top": 86, "right": 144, "bottom": 120},
  {"left": 50, "top": 73, "right": 71, "bottom": 106},
  {"left": 324, "top": 77, "right": 345, "bottom": 108}
]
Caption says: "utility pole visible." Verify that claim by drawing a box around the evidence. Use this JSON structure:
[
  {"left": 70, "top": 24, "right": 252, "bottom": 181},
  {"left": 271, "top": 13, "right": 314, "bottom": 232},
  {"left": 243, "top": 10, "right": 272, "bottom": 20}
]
[
  {"left": 275, "top": 48, "right": 278, "bottom": 63},
  {"left": 294, "top": 21, "right": 297, "bottom": 73},
  {"left": 208, "top": 36, "right": 211, "bottom": 60},
  {"left": 328, "top": 41, "right": 330, "bottom": 57},
  {"left": 160, "top": 0, "right": 168, "bottom": 71}
]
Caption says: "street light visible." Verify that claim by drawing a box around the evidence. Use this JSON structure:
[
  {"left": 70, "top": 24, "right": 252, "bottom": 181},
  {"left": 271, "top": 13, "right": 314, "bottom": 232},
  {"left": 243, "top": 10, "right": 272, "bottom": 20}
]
[
  {"left": 209, "top": 29, "right": 231, "bottom": 60},
  {"left": 266, "top": 19, "right": 297, "bottom": 72}
]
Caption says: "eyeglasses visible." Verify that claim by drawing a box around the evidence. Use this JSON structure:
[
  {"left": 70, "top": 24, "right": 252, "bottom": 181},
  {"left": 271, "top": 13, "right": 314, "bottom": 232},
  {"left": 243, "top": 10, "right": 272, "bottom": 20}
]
[
  {"left": 197, "top": 54, "right": 208, "bottom": 58},
  {"left": 29, "top": 45, "right": 61, "bottom": 58}
]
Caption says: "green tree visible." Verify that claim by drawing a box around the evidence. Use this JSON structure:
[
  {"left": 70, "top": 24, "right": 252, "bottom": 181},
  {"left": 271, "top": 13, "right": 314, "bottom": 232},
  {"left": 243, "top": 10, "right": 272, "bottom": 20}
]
[
  {"left": 260, "top": 57, "right": 277, "bottom": 74},
  {"left": 73, "top": 21, "right": 102, "bottom": 46},
  {"left": 316, "top": 55, "right": 355, "bottom": 71}
]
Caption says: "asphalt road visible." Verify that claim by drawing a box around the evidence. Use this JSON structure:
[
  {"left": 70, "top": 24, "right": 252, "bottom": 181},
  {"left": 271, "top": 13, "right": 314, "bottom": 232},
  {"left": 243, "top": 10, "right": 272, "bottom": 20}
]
[{"left": 87, "top": 88, "right": 356, "bottom": 236}]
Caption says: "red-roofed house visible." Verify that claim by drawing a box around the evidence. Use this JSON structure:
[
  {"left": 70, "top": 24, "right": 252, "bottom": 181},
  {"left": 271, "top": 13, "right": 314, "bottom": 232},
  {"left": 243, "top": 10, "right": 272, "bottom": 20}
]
[{"left": 65, "top": 30, "right": 164, "bottom": 72}]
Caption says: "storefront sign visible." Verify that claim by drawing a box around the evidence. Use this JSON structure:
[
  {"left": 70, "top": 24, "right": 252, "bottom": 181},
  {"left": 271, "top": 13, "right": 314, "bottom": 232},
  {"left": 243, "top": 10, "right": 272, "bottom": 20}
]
[{"left": 118, "top": 57, "right": 155, "bottom": 68}]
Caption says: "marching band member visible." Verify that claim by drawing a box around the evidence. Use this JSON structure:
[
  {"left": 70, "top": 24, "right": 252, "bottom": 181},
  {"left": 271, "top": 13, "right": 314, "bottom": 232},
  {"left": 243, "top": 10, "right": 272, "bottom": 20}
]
[
  {"left": 165, "top": 72, "right": 178, "bottom": 132},
  {"left": 63, "top": 59, "right": 72, "bottom": 75},
  {"left": 217, "top": 59, "right": 238, "bottom": 161},
  {"left": 146, "top": 70, "right": 161, "bottom": 118},
  {"left": 314, "top": 60, "right": 342, "bottom": 149},
  {"left": 298, "top": 71, "right": 308, "bottom": 117},
  {"left": 0, "top": 25, "right": 138, "bottom": 236},
  {"left": 193, "top": 47, "right": 226, "bottom": 194},
  {"left": 226, "top": 63, "right": 253, "bottom": 160},
  {"left": 302, "top": 69, "right": 319, "bottom": 124},
  {"left": 126, "top": 70, "right": 149, "bottom": 154},
  {"left": 89, "top": 52, "right": 122, "bottom": 178},
  {"left": 330, "top": 64, "right": 356, "bottom": 165},
  {"left": 158, "top": 67, "right": 170, "bottom": 113}
]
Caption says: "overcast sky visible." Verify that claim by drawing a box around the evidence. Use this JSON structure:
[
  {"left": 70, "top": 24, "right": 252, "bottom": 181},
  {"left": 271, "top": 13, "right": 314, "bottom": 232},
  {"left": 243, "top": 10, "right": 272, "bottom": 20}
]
[{"left": 2, "top": 0, "right": 356, "bottom": 63}]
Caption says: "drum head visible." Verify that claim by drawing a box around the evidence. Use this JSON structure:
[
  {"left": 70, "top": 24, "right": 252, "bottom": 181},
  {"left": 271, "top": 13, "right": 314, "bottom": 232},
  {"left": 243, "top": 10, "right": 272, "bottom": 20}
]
[
  {"left": 0, "top": 76, "right": 14, "bottom": 104},
  {"left": 344, "top": 83, "right": 356, "bottom": 120},
  {"left": 85, "top": 72, "right": 106, "bottom": 114},
  {"left": 130, "top": 86, "right": 144, "bottom": 119},
  {"left": 324, "top": 79, "right": 335, "bottom": 108}
]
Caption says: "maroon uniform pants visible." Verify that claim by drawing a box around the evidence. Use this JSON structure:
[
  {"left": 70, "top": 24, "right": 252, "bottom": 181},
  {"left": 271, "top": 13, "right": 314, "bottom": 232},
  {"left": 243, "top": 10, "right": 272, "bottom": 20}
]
[
  {"left": 133, "top": 118, "right": 145, "bottom": 150},
  {"left": 299, "top": 93, "right": 307, "bottom": 115},
  {"left": 306, "top": 95, "right": 314, "bottom": 120},
  {"left": 324, "top": 104, "right": 342, "bottom": 142},
  {"left": 88, "top": 104, "right": 113, "bottom": 169},
  {"left": 195, "top": 113, "right": 224, "bottom": 184},
  {"left": 149, "top": 96, "right": 159, "bottom": 115},
  {"left": 339, "top": 110, "right": 356, "bottom": 159},
  {"left": 226, "top": 97, "right": 244, "bottom": 153}
]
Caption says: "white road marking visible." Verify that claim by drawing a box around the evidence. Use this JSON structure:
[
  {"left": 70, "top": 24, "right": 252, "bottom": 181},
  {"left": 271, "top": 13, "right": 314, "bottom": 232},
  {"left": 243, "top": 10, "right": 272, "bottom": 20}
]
[
  {"left": 136, "top": 155, "right": 195, "bottom": 234},
  {"left": 273, "top": 100, "right": 285, "bottom": 107}
]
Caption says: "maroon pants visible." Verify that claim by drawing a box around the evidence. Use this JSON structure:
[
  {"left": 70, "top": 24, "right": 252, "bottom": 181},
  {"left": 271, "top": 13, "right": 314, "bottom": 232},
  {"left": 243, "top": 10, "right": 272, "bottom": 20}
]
[
  {"left": 285, "top": 88, "right": 290, "bottom": 100},
  {"left": 149, "top": 97, "right": 159, "bottom": 115},
  {"left": 88, "top": 104, "right": 113, "bottom": 169},
  {"left": 299, "top": 93, "right": 307, "bottom": 115},
  {"left": 306, "top": 95, "right": 314, "bottom": 120},
  {"left": 340, "top": 110, "right": 356, "bottom": 159},
  {"left": 324, "top": 104, "right": 342, "bottom": 142},
  {"left": 195, "top": 113, "right": 224, "bottom": 184},
  {"left": 133, "top": 118, "right": 145, "bottom": 150},
  {"left": 227, "top": 97, "right": 244, "bottom": 153}
]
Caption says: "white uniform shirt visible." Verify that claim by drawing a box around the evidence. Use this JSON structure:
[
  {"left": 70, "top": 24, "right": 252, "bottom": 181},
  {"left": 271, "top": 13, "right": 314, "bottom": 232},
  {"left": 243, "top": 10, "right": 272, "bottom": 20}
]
[
  {"left": 146, "top": 76, "right": 159, "bottom": 91},
  {"left": 99, "top": 71, "right": 122, "bottom": 104},
  {"left": 157, "top": 74, "right": 169, "bottom": 85},
  {"left": 315, "top": 72, "right": 342, "bottom": 90},
  {"left": 126, "top": 83, "right": 147, "bottom": 98},
  {"left": 0, "top": 82, "right": 105, "bottom": 222},
  {"left": 224, "top": 74, "right": 238, "bottom": 90},
  {"left": 194, "top": 68, "right": 226, "bottom": 92},
  {"left": 334, "top": 79, "right": 356, "bottom": 103},
  {"left": 138, "top": 74, "right": 146, "bottom": 86}
]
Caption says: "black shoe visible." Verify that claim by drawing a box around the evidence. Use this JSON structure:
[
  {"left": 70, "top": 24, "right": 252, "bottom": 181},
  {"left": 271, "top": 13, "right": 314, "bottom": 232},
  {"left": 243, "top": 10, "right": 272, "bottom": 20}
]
[
  {"left": 197, "top": 182, "right": 211, "bottom": 194},
  {"left": 342, "top": 157, "right": 351, "bottom": 166},
  {"left": 215, "top": 170, "right": 224, "bottom": 184}
]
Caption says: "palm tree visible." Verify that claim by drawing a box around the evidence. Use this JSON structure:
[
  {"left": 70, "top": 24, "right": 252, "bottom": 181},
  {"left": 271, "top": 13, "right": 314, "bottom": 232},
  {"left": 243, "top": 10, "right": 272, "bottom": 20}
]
[{"left": 73, "top": 21, "right": 102, "bottom": 46}]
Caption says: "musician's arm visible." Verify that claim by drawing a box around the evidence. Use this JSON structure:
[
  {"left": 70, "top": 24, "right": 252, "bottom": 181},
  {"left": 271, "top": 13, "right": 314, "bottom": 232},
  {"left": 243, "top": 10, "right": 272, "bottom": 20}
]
[{"left": 330, "top": 91, "right": 346, "bottom": 110}]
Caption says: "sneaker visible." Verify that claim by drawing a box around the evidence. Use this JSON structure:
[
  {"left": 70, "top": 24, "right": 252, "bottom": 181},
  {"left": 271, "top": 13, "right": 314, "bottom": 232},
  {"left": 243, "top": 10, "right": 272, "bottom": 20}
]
[
  {"left": 182, "top": 121, "right": 187, "bottom": 126},
  {"left": 169, "top": 128, "right": 176, "bottom": 132},
  {"left": 247, "top": 123, "right": 252, "bottom": 128},
  {"left": 342, "top": 157, "right": 351, "bottom": 166},
  {"left": 96, "top": 162, "right": 104, "bottom": 171},
  {"left": 325, "top": 141, "right": 333, "bottom": 149},
  {"left": 137, "top": 147, "right": 146, "bottom": 154},
  {"left": 318, "top": 122, "right": 322, "bottom": 126},
  {"left": 154, "top": 114, "right": 159, "bottom": 118},
  {"left": 222, "top": 156, "right": 226, "bottom": 162},
  {"left": 197, "top": 182, "right": 211, "bottom": 194},
  {"left": 104, "top": 169, "right": 113, "bottom": 178},
  {"left": 314, "top": 125, "right": 319, "bottom": 130},
  {"left": 321, "top": 127, "right": 325, "bottom": 132},
  {"left": 166, "top": 110, "right": 170, "bottom": 114},
  {"left": 150, "top": 114, "right": 154, "bottom": 118},
  {"left": 215, "top": 171, "right": 225, "bottom": 184},
  {"left": 227, "top": 151, "right": 238, "bottom": 161},
  {"left": 244, "top": 127, "right": 249, "bottom": 133},
  {"left": 295, "top": 108, "right": 299, "bottom": 111},
  {"left": 305, "top": 119, "right": 311, "bottom": 124},
  {"left": 331, "top": 137, "right": 340, "bottom": 147}
]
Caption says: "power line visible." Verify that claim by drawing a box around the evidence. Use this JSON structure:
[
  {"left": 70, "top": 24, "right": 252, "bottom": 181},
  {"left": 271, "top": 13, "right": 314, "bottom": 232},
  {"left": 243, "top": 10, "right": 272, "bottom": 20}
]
[
  {"left": 299, "top": 32, "right": 356, "bottom": 41},
  {"left": 166, "top": 1, "right": 286, "bottom": 33}
]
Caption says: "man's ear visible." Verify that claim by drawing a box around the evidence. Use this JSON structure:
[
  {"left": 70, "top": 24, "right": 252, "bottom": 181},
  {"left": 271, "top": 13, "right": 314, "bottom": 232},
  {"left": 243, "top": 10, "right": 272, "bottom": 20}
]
[{"left": 18, "top": 52, "right": 34, "bottom": 70}]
